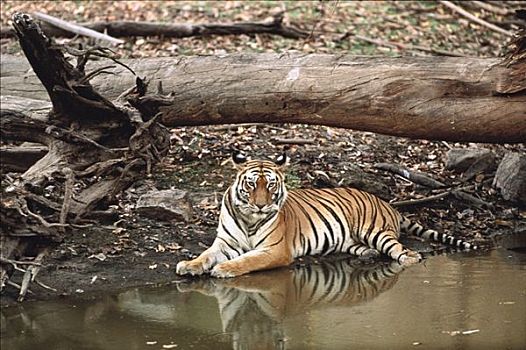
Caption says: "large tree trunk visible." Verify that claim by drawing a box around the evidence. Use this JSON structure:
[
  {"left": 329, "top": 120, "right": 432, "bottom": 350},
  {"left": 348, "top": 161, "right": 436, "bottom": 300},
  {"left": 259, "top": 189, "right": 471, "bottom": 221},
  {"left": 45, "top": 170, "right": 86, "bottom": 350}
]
[
  {"left": 0, "top": 13, "right": 170, "bottom": 301},
  {"left": 2, "top": 51, "right": 525, "bottom": 143}
]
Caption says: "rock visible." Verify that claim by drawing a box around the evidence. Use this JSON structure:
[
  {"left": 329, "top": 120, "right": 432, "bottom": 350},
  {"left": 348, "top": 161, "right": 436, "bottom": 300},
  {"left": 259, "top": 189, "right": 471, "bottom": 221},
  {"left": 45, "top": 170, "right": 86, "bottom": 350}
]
[
  {"left": 493, "top": 152, "right": 526, "bottom": 205},
  {"left": 136, "top": 189, "right": 194, "bottom": 222},
  {"left": 445, "top": 148, "right": 496, "bottom": 179}
]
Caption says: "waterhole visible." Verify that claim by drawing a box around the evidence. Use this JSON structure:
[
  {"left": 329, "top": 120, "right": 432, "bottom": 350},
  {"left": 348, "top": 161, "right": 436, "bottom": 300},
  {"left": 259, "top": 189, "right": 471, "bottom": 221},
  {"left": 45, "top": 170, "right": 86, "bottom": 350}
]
[{"left": 2, "top": 249, "right": 525, "bottom": 350}]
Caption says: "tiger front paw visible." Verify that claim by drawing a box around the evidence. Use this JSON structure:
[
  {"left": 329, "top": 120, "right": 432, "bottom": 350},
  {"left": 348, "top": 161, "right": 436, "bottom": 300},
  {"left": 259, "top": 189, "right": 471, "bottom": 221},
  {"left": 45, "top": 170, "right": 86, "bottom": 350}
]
[
  {"left": 398, "top": 250, "right": 422, "bottom": 266},
  {"left": 210, "top": 263, "right": 242, "bottom": 278},
  {"left": 176, "top": 260, "right": 208, "bottom": 276}
]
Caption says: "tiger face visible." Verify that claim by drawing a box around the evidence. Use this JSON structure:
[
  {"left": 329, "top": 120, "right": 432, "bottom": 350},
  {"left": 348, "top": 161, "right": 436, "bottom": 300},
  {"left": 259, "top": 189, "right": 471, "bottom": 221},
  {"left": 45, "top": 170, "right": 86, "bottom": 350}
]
[{"left": 231, "top": 152, "right": 288, "bottom": 216}]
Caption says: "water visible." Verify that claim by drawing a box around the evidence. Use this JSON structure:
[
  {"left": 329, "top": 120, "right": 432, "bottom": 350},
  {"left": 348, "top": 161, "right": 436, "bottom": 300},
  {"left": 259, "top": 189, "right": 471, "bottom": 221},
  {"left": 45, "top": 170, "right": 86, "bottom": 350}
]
[{"left": 2, "top": 249, "right": 525, "bottom": 350}]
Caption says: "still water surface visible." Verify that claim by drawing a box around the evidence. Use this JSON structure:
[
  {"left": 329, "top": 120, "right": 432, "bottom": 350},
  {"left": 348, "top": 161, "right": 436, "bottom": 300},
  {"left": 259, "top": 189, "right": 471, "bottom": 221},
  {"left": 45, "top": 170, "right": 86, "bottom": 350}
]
[{"left": 2, "top": 249, "right": 525, "bottom": 350}]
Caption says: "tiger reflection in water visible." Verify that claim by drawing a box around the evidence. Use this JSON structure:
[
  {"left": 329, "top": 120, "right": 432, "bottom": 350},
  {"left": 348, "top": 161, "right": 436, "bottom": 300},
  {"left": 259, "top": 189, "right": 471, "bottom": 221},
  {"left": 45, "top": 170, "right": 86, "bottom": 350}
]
[{"left": 178, "top": 259, "right": 405, "bottom": 350}]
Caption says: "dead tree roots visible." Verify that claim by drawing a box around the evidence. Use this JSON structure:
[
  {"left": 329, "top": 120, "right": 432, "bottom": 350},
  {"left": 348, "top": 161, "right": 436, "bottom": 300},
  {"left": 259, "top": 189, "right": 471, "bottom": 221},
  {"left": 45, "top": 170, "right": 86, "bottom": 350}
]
[{"left": 0, "top": 13, "right": 170, "bottom": 301}]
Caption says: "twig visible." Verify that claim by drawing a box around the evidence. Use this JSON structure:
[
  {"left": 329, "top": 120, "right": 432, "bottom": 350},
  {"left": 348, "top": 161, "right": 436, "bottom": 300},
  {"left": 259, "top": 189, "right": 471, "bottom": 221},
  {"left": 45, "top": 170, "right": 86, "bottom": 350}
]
[
  {"left": 392, "top": 185, "right": 475, "bottom": 207},
  {"left": 392, "top": 190, "right": 451, "bottom": 207},
  {"left": 78, "top": 64, "right": 116, "bottom": 84},
  {"left": 33, "top": 11, "right": 124, "bottom": 45},
  {"left": 67, "top": 45, "right": 136, "bottom": 77},
  {"left": 34, "top": 278, "right": 57, "bottom": 292},
  {"left": 375, "top": 162, "right": 493, "bottom": 208},
  {"left": 439, "top": 1, "right": 514, "bottom": 37},
  {"left": 374, "top": 163, "right": 446, "bottom": 188}
]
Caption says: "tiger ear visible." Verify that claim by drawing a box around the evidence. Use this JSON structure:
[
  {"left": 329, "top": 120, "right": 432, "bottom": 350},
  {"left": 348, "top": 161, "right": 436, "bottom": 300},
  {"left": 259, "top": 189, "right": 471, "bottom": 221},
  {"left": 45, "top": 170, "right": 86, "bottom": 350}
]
[
  {"left": 232, "top": 151, "right": 248, "bottom": 167},
  {"left": 274, "top": 152, "right": 289, "bottom": 167}
]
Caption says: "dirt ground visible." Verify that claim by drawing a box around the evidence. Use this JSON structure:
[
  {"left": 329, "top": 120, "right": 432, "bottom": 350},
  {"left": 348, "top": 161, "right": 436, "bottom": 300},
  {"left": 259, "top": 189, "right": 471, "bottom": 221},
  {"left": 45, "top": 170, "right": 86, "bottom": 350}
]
[{"left": 1, "top": 1, "right": 525, "bottom": 304}]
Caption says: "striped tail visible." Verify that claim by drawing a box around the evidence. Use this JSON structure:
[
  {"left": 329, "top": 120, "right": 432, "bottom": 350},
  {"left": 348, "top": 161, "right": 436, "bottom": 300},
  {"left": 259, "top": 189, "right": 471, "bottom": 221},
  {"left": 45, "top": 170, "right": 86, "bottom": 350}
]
[{"left": 400, "top": 216, "right": 478, "bottom": 250}]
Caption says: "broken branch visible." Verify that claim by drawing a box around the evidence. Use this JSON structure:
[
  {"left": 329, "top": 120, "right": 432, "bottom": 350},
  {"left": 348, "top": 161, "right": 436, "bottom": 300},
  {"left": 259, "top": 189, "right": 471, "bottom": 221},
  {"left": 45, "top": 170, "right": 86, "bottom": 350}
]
[
  {"left": 33, "top": 11, "right": 124, "bottom": 45},
  {"left": 1, "top": 15, "right": 308, "bottom": 40},
  {"left": 374, "top": 163, "right": 446, "bottom": 188},
  {"left": 391, "top": 185, "right": 484, "bottom": 207},
  {"left": 391, "top": 190, "right": 452, "bottom": 207},
  {"left": 375, "top": 162, "right": 493, "bottom": 208}
]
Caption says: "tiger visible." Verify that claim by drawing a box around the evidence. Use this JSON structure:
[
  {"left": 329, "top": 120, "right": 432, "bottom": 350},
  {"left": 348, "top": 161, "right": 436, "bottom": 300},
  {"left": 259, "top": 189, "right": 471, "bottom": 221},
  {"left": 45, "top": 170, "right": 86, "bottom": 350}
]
[{"left": 176, "top": 152, "right": 477, "bottom": 278}]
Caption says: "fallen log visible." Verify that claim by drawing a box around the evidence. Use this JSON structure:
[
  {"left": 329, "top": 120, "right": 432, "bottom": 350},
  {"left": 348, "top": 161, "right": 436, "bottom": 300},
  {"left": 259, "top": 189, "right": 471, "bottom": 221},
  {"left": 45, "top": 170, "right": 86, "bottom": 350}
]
[
  {"left": 0, "top": 13, "right": 170, "bottom": 300},
  {"left": 2, "top": 50, "right": 525, "bottom": 143},
  {"left": 0, "top": 14, "right": 308, "bottom": 40},
  {"left": 132, "top": 48, "right": 525, "bottom": 144}
]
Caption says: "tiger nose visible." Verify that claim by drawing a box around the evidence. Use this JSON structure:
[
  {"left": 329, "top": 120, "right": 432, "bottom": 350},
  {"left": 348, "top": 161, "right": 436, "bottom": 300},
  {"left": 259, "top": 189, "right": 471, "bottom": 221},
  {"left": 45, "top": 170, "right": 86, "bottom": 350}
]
[{"left": 256, "top": 203, "right": 266, "bottom": 209}]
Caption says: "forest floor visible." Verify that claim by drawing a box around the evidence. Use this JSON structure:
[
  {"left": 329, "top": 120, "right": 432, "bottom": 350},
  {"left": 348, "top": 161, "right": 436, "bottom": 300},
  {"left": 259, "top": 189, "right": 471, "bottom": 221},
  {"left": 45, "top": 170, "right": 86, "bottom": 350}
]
[{"left": 1, "top": 1, "right": 525, "bottom": 304}]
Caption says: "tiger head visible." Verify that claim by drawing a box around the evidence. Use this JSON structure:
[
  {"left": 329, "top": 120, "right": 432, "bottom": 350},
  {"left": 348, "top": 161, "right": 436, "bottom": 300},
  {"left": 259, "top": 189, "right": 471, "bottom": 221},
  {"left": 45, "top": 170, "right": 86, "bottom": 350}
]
[{"left": 230, "top": 152, "right": 289, "bottom": 216}]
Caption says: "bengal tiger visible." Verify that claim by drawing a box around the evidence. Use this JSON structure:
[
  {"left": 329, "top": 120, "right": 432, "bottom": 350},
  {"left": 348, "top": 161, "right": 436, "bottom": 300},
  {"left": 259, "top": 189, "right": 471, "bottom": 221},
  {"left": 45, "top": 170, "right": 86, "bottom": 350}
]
[{"left": 176, "top": 153, "right": 477, "bottom": 278}]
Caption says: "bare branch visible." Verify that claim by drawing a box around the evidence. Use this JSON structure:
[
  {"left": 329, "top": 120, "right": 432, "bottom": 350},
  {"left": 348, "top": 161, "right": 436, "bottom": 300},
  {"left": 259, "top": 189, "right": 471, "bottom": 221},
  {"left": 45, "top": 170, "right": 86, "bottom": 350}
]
[
  {"left": 2, "top": 16, "right": 308, "bottom": 40},
  {"left": 374, "top": 163, "right": 446, "bottom": 188},
  {"left": 391, "top": 191, "right": 451, "bottom": 207},
  {"left": 33, "top": 11, "right": 124, "bottom": 45}
]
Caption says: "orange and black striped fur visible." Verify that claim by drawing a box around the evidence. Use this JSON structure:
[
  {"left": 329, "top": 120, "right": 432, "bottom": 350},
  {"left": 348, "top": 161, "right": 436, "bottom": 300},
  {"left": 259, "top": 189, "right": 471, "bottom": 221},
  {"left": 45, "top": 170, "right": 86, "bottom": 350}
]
[{"left": 176, "top": 153, "right": 477, "bottom": 278}]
